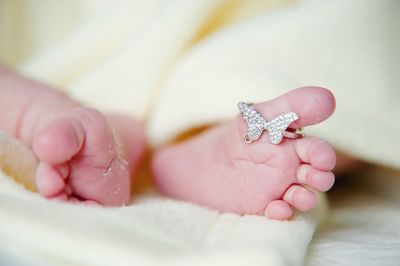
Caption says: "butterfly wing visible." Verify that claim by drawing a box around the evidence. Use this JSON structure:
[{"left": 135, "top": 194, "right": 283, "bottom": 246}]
[
  {"left": 265, "top": 112, "right": 299, "bottom": 144},
  {"left": 238, "top": 102, "right": 266, "bottom": 142}
]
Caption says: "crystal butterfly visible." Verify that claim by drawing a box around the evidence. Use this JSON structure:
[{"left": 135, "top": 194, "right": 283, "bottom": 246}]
[{"left": 238, "top": 102, "right": 299, "bottom": 144}]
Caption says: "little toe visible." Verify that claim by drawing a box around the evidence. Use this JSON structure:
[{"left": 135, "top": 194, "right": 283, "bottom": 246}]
[
  {"left": 297, "top": 164, "right": 335, "bottom": 192},
  {"left": 265, "top": 200, "right": 293, "bottom": 220},
  {"left": 295, "top": 137, "right": 336, "bottom": 171},
  {"left": 33, "top": 116, "right": 84, "bottom": 165},
  {"left": 36, "top": 162, "right": 65, "bottom": 197},
  {"left": 283, "top": 185, "right": 317, "bottom": 212}
]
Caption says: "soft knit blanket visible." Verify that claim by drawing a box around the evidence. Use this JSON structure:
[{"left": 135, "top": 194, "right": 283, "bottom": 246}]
[{"left": 0, "top": 0, "right": 399, "bottom": 265}]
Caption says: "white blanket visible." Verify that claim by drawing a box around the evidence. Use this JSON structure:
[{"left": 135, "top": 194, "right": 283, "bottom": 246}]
[
  {"left": 0, "top": 0, "right": 399, "bottom": 265},
  {"left": 308, "top": 167, "right": 400, "bottom": 266}
]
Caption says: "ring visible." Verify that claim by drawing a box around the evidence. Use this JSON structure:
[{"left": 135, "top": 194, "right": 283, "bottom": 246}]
[{"left": 238, "top": 102, "right": 304, "bottom": 144}]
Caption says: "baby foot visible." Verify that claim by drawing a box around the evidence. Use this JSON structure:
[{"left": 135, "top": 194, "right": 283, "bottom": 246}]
[
  {"left": 152, "top": 87, "right": 336, "bottom": 220},
  {"left": 33, "top": 108, "right": 146, "bottom": 205}
]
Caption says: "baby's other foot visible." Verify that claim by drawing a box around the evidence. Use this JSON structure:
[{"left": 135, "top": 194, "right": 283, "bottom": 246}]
[
  {"left": 152, "top": 87, "right": 336, "bottom": 220},
  {"left": 33, "top": 108, "right": 145, "bottom": 205}
]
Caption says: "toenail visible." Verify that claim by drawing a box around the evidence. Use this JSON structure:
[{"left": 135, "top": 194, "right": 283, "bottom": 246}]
[
  {"left": 283, "top": 186, "right": 298, "bottom": 202},
  {"left": 294, "top": 188, "right": 317, "bottom": 211},
  {"left": 312, "top": 171, "right": 335, "bottom": 192},
  {"left": 297, "top": 166, "right": 309, "bottom": 184}
]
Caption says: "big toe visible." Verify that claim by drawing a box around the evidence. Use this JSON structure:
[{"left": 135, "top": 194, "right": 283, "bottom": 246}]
[
  {"left": 33, "top": 115, "right": 84, "bottom": 165},
  {"left": 239, "top": 86, "right": 336, "bottom": 130}
]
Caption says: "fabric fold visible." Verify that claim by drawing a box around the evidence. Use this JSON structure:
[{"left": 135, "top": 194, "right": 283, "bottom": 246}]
[
  {"left": 149, "top": 0, "right": 400, "bottom": 168},
  {"left": 0, "top": 0, "right": 398, "bottom": 265}
]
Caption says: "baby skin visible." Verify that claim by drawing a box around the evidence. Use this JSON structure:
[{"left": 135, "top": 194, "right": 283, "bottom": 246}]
[
  {"left": 153, "top": 87, "right": 336, "bottom": 220},
  {"left": 1, "top": 66, "right": 336, "bottom": 220},
  {"left": 0, "top": 66, "right": 146, "bottom": 205}
]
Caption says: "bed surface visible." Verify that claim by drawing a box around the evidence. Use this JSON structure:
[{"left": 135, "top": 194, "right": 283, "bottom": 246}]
[{"left": 307, "top": 167, "right": 400, "bottom": 266}]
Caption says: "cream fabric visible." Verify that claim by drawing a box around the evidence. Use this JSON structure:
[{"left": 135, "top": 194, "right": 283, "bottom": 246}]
[
  {"left": 0, "top": 146, "right": 325, "bottom": 265},
  {"left": 0, "top": 0, "right": 399, "bottom": 265},
  {"left": 148, "top": 0, "right": 400, "bottom": 168},
  {"left": 308, "top": 166, "right": 400, "bottom": 266}
]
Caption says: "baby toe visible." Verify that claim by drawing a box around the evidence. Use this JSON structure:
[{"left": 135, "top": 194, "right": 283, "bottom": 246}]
[
  {"left": 36, "top": 162, "right": 65, "bottom": 197},
  {"left": 283, "top": 185, "right": 317, "bottom": 212},
  {"left": 295, "top": 137, "right": 336, "bottom": 171},
  {"left": 265, "top": 200, "right": 293, "bottom": 220},
  {"left": 297, "top": 164, "right": 335, "bottom": 192}
]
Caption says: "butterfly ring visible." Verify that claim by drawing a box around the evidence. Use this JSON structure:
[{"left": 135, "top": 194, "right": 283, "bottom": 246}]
[{"left": 238, "top": 102, "right": 304, "bottom": 144}]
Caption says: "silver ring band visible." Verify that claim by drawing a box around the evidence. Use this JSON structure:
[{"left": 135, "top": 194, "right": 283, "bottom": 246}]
[
  {"left": 238, "top": 102, "right": 304, "bottom": 145},
  {"left": 283, "top": 129, "right": 304, "bottom": 139}
]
